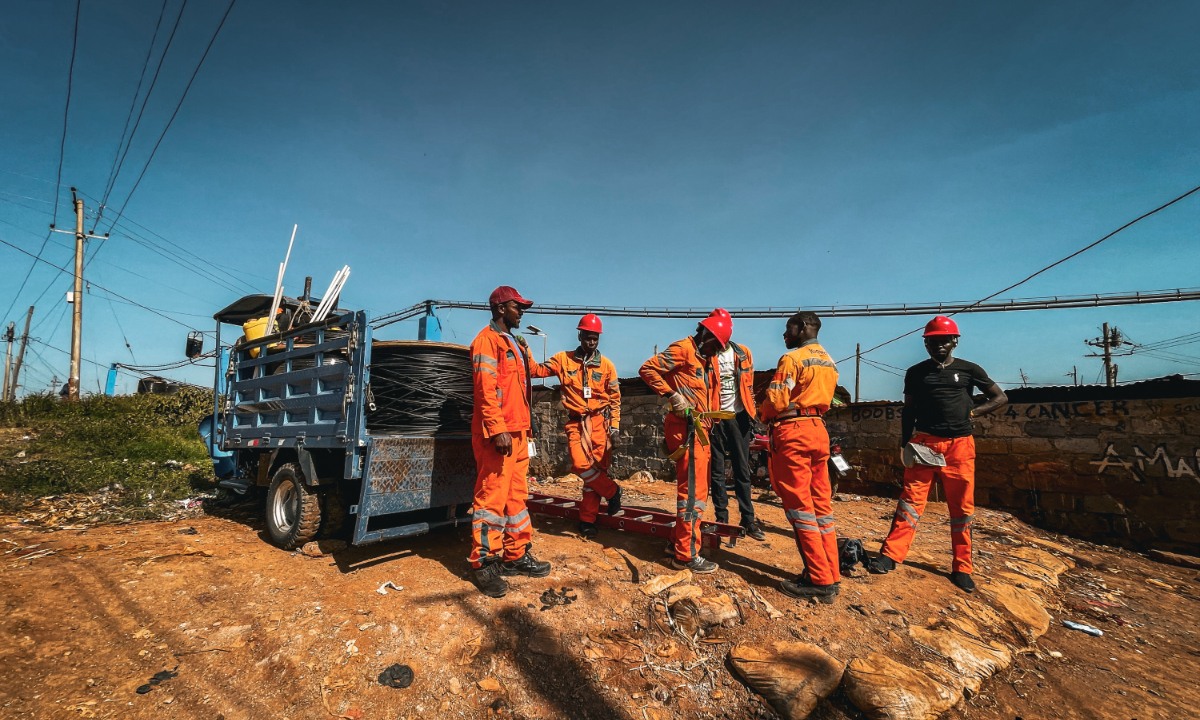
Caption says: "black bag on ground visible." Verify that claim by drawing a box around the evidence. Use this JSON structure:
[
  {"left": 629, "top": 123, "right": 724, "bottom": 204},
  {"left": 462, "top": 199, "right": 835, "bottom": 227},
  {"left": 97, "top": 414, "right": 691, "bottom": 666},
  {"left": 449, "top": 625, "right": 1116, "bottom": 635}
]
[{"left": 837, "top": 538, "right": 866, "bottom": 572}]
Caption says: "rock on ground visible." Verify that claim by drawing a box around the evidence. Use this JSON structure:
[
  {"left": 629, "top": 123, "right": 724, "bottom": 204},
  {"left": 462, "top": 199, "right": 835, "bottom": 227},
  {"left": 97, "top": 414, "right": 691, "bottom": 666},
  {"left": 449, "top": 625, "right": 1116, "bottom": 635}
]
[
  {"left": 842, "top": 653, "right": 958, "bottom": 720},
  {"left": 730, "top": 641, "right": 844, "bottom": 720}
]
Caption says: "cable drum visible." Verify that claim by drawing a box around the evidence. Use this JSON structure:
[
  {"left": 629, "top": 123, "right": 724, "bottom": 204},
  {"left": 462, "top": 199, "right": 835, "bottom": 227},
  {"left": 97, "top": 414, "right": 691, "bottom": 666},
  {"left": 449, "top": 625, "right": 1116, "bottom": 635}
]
[{"left": 366, "top": 341, "right": 474, "bottom": 435}]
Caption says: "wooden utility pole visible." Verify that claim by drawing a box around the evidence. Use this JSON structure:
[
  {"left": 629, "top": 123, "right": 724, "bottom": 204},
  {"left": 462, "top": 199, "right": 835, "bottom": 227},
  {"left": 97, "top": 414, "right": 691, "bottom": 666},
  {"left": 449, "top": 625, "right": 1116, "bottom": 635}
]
[
  {"left": 854, "top": 343, "right": 861, "bottom": 403},
  {"left": 9, "top": 307, "right": 33, "bottom": 401},
  {"left": 68, "top": 194, "right": 84, "bottom": 400},
  {"left": 1085, "top": 322, "right": 1127, "bottom": 388},
  {"left": 2, "top": 322, "right": 13, "bottom": 402}
]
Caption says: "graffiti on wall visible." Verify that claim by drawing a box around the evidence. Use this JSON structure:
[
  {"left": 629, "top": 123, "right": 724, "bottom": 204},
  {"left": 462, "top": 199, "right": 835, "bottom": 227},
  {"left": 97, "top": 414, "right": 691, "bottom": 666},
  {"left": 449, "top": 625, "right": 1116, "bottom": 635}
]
[
  {"left": 1090, "top": 443, "right": 1200, "bottom": 481},
  {"left": 845, "top": 401, "right": 1132, "bottom": 423}
]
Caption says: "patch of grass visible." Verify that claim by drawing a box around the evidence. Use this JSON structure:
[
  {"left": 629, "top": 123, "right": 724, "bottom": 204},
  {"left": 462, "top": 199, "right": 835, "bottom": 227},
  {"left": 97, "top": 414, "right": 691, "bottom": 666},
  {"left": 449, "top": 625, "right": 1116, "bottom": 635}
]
[{"left": 0, "top": 389, "right": 218, "bottom": 499}]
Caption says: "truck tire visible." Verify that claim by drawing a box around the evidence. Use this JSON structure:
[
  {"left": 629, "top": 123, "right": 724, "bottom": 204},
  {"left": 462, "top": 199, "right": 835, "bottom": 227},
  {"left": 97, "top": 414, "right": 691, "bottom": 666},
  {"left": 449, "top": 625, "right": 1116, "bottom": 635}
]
[
  {"left": 266, "top": 463, "right": 322, "bottom": 549},
  {"left": 319, "top": 488, "right": 348, "bottom": 539}
]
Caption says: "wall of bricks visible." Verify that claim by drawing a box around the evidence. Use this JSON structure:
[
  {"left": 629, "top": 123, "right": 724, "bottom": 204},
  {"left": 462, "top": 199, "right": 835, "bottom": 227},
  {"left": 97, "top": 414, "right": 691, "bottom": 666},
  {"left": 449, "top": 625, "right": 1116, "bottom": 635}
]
[{"left": 828, "top": 393, "right": 1200, "bottom": 554}]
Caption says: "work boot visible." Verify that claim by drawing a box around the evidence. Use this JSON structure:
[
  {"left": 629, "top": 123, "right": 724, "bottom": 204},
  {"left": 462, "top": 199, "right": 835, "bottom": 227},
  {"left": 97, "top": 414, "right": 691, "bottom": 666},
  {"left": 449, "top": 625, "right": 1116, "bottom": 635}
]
[
  {"left": 867, "top": 554, "right": 896, "bottom": 575},
  {"left": 671, "top": 555, "right": 719, "bottom": 574},
  {"left": 578, "top": 521, "right": 598, "bottom": 538},
  {"left": 779, "top": 577, "right": 838, "bottom": 604},
  {"left": 501, "top": 548, "right": 552, "bottom": 578},
  {"left": 605, "top": 486, "right": 623, "bottom": 516},
  {"left": 473, "top": 560, "right": 508, "bottom": 598},
  {"left": 742, "top": 520, "right": 766, "bottom": 541},
  {"left": 950, "top": 571, "right": 976, "bottom": 593}
]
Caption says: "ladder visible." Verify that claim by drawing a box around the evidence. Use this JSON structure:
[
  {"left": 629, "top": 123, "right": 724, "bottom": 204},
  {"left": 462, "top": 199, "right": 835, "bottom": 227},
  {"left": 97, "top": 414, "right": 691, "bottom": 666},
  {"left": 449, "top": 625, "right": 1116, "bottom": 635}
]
[{"left": 527, "top": 492, "right": 746, "bottom": 550}]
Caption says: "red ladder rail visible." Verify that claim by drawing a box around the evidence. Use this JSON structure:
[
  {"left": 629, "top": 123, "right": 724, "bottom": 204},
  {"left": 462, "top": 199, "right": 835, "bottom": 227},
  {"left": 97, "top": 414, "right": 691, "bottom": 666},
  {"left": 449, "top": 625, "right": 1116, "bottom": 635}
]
[{"left": 527, "top": 492, "right": 746, "bottom": 550}]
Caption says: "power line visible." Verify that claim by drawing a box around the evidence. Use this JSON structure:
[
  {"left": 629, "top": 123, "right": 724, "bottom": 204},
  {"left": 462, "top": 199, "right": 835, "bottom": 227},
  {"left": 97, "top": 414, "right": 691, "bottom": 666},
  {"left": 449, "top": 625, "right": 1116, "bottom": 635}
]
[
  {"left": 95, "top": 0, "right": 171, "bottom": 229},
  {"left": 102, "top": 0, "right": 238, "bottom": 239},
  {"left": 0, "top": 234, "right": 199, "bottom": 331},
  {"left": 96, "top": 0, "right": 189, "bottom": 224},
  {"left": 4, "top": 0, "right": 81, "bottom": 323},
  {"left": 837, "top": 183, "right": 1200, "bottom": 363}
]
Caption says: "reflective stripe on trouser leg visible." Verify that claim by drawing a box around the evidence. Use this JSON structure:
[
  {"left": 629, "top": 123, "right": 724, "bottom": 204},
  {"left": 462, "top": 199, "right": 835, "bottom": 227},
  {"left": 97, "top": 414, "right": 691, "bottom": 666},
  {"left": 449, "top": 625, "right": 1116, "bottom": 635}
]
[
  {"left": 567, "top": 418, "right": 618, "bottom": 523},
  {"left": 469, "top": 429, "right": 531, "bottom": 567},
  {"left": 880, "top": 461, "right": 935, "bottom": 566},
  {"left": 808, "top": 436, "right": 840, "bottom": 584},
  {"left": 666, "top": 418, "right": 710, "bottom": 562},
  {"left": 769, "top": 418, "right": 837, "bottom": 586},
  {"left": 941, "top": 437, "right": 976, "bottom": 574}
]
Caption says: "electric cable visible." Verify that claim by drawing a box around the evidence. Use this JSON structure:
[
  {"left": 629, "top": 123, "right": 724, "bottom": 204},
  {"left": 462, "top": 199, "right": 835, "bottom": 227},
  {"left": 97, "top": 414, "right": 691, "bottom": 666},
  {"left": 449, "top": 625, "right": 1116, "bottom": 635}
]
[
  {"left": 0, "top": 234, "right": 199, "bottom": 331},
  {"left": 96, "top": 0, "right": 189, "bottom": 223},
  {"left": 836, "top": 183, "right": 1200, "bottom": 364},
  {"left": 94, "top": 0, "right": 171, "bottom": 229},
  {"left": 3, "top": 0, "right": 81, "bottom": 324},
  {"left": 366, "top": 343, "right": 474, "bottom": 435},
  {"left": 101, "top": 0, "right": 238, "bottom": 242}
]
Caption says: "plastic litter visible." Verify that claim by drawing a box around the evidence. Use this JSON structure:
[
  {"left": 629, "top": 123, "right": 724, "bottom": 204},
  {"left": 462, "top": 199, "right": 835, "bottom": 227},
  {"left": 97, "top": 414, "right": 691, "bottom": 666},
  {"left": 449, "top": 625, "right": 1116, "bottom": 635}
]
[
  {"left": 376, "top": 581, "right": 403, "bottom": 595},
  {"left": 377, "top": 663, "right": 414, "bottom": 689},
  {"left": 1063, "top": 620, "right": 1103, "bottom": 637},
  {"left": 135, "top": 668, "right": 178, "bottom": 695}
]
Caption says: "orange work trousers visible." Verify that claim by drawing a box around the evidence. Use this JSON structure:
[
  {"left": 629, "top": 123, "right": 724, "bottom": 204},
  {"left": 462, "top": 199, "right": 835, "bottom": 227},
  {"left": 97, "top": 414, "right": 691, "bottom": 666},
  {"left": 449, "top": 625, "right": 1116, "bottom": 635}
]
[
  {"left": 769, "top": 418, "right": 840, "bottom": 586},
  {"left": 881, "top": 434, "right": 975, "bottom": 574},
  {"left": 566, "top": 416, "right": 618, "bottom": 523},
  {"left": 664, "top": 417, "right": 710, "bottom": 562},
  {"left": 469, "top": 429, "right": 532, "bottom": 568}
]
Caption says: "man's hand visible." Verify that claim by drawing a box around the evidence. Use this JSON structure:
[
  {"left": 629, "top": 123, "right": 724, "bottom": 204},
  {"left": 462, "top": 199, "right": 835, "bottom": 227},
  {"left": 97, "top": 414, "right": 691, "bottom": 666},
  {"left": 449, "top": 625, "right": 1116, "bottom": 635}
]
[
  {"left": 608, "top": 427, "right": 620, "bottom": 449},
  {"left": 668, "top": 392, "right": 692, "bottom": 416},
  {"left": 492, "top": 431, "right": 513, "bottom": 456}
]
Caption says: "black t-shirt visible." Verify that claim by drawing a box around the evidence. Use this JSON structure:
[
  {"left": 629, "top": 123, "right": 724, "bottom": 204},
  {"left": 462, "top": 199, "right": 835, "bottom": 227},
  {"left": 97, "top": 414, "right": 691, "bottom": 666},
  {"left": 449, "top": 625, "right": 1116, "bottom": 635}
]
[{"left": 903, "top": 358, "right": 995, "bottom": 438}]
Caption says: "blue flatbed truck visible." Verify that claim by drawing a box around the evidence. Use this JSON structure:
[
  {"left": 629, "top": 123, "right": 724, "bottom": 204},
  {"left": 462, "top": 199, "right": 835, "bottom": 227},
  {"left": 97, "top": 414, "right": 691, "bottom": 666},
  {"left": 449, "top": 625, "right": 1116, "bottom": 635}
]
[{"left": 203, "top": 295, "right": 477, "bottom": 549}]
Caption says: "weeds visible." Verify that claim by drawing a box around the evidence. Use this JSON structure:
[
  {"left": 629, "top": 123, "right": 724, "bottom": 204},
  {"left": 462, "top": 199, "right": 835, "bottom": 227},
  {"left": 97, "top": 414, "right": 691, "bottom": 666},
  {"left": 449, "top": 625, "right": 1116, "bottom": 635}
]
[{"left": 0, "top": 389, "right": 217, "bottom": 500}]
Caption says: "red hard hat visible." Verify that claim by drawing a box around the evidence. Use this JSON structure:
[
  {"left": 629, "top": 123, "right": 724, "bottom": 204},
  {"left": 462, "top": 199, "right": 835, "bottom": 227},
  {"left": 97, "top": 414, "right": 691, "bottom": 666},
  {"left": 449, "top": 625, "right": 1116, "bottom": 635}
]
[
  {"left": 923, "top": 316, "right": 960, "bottom": 337},
  {"left": 577, "top": 314, "right": 603, "bottom": 333},
  {"left": 489, "top": 285, "right": 533, "bottom": 308},
  {"left": 709, "top": 308, "right": 731, "bottom": 322},
  {"left": 699, "top": 315, "right": 733, "bottom": 346}
]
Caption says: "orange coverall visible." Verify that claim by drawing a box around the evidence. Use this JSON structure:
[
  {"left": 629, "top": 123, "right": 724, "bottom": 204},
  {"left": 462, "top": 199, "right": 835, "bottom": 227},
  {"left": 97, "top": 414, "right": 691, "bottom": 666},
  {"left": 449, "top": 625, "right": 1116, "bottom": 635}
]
[
  {"left": 531, "top": 350, "right": 622, "bottom": 523},
  {"left": 760, "top": 339, "right": 841, "bottom": 586},
  {"left": 640, "top": 337, "right": 720, "bottom": 561},
  {"left": 881, "top": 434, "right": 976, "bottom": 574},
  {"left": 469, "top": 321, "right": 535, "bottom": 568}
]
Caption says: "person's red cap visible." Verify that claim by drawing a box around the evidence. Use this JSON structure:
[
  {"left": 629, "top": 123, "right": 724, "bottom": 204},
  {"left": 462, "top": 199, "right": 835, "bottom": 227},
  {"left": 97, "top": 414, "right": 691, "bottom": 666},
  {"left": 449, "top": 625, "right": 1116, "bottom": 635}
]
[{"left": 488, "top": 286, "right": 533, "bottom": 308}]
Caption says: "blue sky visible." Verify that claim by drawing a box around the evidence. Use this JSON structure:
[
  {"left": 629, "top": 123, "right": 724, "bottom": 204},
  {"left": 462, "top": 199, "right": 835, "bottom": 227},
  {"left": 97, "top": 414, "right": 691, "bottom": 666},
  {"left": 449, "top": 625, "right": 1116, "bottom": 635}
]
[{"left": 1, "top": 1, "right": 1197, "bottom": 398}]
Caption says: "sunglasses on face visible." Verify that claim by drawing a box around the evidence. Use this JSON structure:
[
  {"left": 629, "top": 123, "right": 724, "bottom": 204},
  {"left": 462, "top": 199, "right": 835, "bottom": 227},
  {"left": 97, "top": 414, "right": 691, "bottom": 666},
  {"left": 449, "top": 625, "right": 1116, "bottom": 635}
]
[{"left": 924, "top": 336, "right": 957, "bottom": 347}]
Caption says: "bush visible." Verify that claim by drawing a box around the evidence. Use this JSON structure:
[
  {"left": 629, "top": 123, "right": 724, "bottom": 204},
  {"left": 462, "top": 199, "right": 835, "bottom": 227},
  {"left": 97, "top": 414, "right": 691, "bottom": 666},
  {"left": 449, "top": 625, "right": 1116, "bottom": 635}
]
[{"left": 0, "top": 390, "right": 218, "bottom": 498}]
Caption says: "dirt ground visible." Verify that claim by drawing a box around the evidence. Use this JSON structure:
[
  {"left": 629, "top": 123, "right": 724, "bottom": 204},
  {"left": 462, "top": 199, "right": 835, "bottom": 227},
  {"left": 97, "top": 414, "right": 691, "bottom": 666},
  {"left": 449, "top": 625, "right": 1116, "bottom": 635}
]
[{"left": 1, "top": 477, "right": 1198, "bottom": 720}]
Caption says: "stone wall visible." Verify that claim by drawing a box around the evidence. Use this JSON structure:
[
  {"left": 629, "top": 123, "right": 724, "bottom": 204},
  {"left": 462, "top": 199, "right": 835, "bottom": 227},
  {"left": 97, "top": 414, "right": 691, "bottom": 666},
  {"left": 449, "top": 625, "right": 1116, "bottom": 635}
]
[
  {"left": 530, "top": 387, "right": 675, "bottom": 480},
  {"left": 829, "top": 388, "right": 1200, "bottom": 554}
]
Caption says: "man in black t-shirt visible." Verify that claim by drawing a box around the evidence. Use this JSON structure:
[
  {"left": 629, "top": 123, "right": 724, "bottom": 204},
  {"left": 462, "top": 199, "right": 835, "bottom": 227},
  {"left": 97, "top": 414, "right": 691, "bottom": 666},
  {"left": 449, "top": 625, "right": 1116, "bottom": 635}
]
[{"left": 868, "top": 316, "right": 1007, "bottom": 593}]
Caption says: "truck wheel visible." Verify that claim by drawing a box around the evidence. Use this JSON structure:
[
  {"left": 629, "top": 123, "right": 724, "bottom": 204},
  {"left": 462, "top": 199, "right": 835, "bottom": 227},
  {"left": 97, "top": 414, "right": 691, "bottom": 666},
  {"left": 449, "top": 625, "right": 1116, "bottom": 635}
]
[
  {"left": 266, "top": 463, "right": 322, "bottom": 549},
  {"left": 319, "top": 488, "right": 348, "bottom": 539}
]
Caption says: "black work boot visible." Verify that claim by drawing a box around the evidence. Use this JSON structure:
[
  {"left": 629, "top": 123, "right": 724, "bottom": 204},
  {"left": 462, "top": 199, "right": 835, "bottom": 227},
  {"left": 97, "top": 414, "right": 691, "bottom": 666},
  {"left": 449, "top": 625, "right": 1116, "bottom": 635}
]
[
  {"left": 868, "top": 554, "right": 897, "bottom": 575},
  {"left": 473, "top": 560, "right": 508, "bottom": 598},
  {"left": 671, "top": 555, "right": 719, "bottom": 574},
  {"left": 578, "top": 521, "right": 598, "bottom": 538},
  {"left": 501, "top": 548, "right": 551, "bottom": 577},
  {"left": 742, "top": 519, "right": 766, "bottom": 541},
  {"left": 950, "top": 571, "right": 976, "bottom": 593},
  {"left": 779, "top": 577, "right": 838, "bottom": 604},
  {"left": 605, "top": 486, "right": 623, "bottom": 516}
]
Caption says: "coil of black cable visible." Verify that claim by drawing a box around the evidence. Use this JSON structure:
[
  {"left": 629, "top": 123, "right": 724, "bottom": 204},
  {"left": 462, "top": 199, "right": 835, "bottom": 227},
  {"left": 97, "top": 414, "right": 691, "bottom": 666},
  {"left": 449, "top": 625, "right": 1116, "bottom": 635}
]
[{"left": 366, "top": 341, "right": 474, "bottom": 435}]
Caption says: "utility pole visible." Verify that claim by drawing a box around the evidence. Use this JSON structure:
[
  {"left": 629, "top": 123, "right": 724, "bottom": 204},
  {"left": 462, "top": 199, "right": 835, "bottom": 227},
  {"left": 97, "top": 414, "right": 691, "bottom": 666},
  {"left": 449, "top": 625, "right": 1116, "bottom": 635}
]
[
  {"left": 1019, "top": 369, "right": 1029, "bottom": 387},
  {"left": 854, "top": 343, "right": 861, "bottom": 403},
  {"left": 69, "top": 194, "right": 84, "bottom": 400},
  {"left": 9, "top": 307, "right": 33, "bottom": 401},
  {"left": 2, "top": 322, "right": 14, "bottom": 402},
  {"left": 45, "top": 189, "right": 107, "bottom": 400},
  {"left": 1085, "top": 322, "right": 1130, "bottom": 388}
]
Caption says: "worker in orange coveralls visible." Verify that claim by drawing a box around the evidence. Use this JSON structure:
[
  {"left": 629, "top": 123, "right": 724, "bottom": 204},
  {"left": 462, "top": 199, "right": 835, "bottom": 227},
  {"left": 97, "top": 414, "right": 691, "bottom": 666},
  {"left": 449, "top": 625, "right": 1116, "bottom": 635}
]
[
  {"left": 529, "top": 314, "right": 624, "bottom": 538},
  {"left": 468, "top": 286, "right": 552, "bottom": 598},
  {"left": 869, "top": 316, "right": 1007, "bottom": 593},
  {"left": 760, "top": 311, "right": 841, "bottom": 603},
  {"left": 639, "top": 314, "right": 730, "bottom": 573}
]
